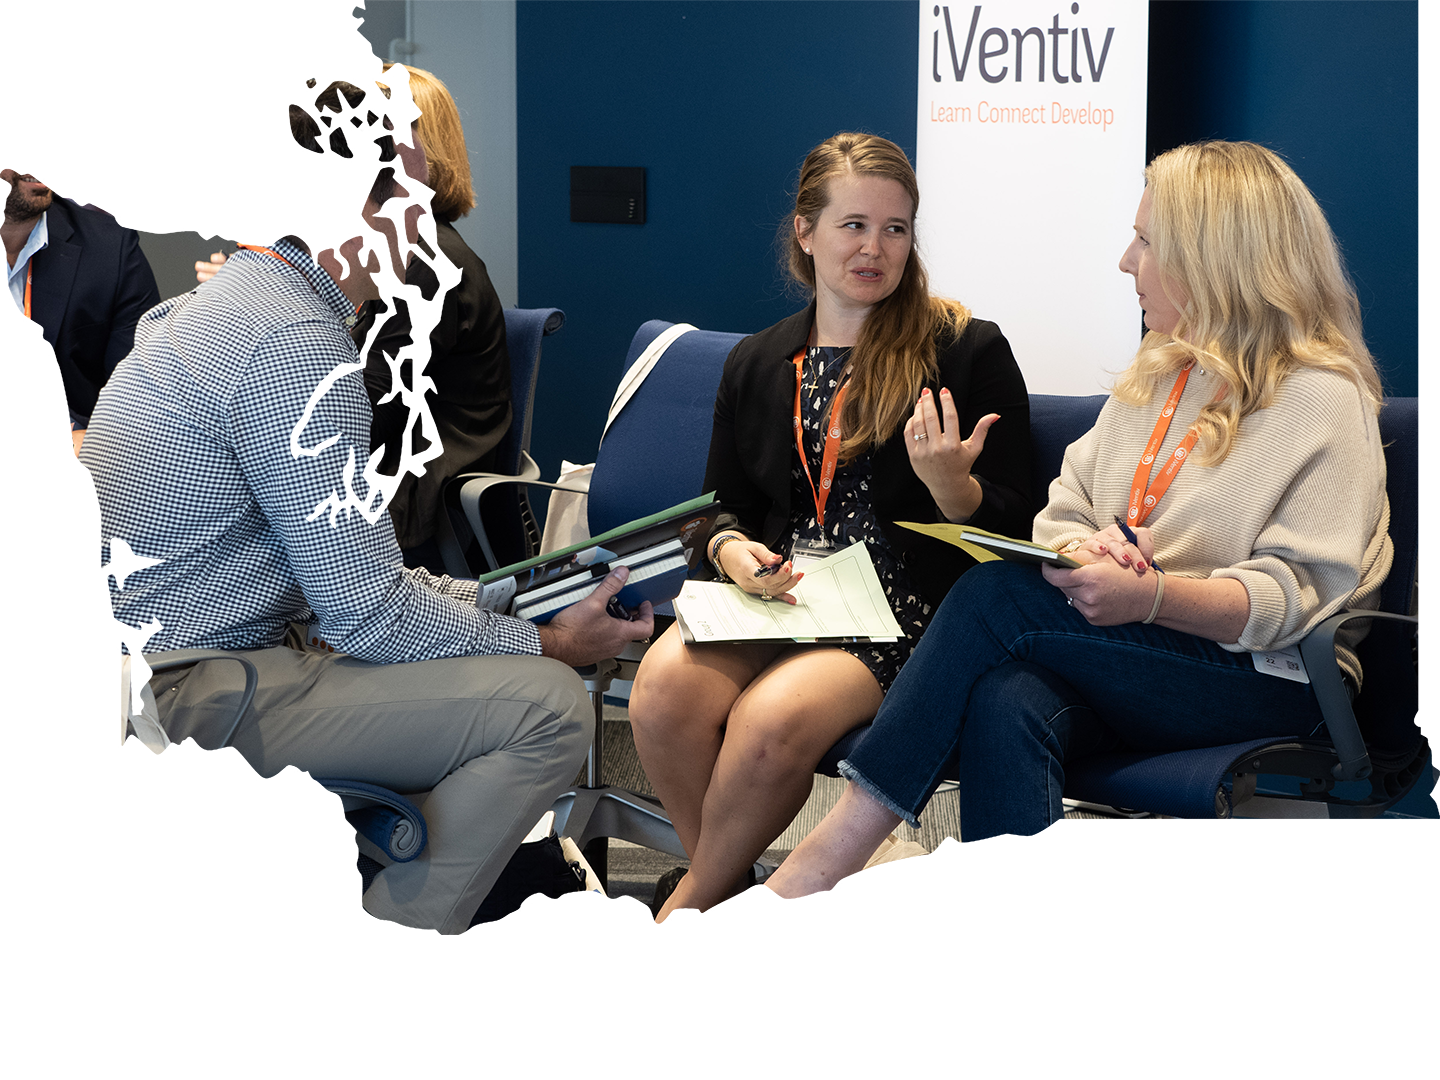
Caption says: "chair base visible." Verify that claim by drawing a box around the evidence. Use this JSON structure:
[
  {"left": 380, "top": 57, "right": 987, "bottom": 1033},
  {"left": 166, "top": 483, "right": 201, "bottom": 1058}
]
[
  {"left": 550, "top": 784, "right": 689, "bottom": 861},
  {"left": 550, "top": 660, "right": 691, "bottom": 891}
]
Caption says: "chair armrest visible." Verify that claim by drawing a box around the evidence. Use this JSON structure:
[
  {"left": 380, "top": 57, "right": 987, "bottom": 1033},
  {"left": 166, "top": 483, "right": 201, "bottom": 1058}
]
[
  {"left": 138, "top": 650, "right": 257, "bottom": 817},
  {"left": 1297, "top": 610, "right": 1418, "bottom": 782},
  {"left": 454, "top": 474, "right": 590, "bottom": 575},
  {"left": 458, "top": 452, "right": 541, "bottom": 489},
  {"left": 431, "top": 449, "right": 553, "bottom": 576},
  {"left": 314, "top": 777, "right": 428, "bottom": 862}
]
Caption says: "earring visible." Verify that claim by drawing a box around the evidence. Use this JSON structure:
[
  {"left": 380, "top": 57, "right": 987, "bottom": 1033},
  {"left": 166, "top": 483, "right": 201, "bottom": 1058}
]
[{"left": 804, "top": 248, "right": 811, "bottom": 255}]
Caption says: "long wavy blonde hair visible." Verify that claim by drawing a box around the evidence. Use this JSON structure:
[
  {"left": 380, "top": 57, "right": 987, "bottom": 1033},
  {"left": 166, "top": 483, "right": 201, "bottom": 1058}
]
[
  {"left": 1113, "top": 141, "right": 1382, "bottom": 465},
  {"left": 786, "top": 133, "right": 970, "bottom": 461},
  {"left": 382, "top": 63, "right": 476, "bottom": 222}
]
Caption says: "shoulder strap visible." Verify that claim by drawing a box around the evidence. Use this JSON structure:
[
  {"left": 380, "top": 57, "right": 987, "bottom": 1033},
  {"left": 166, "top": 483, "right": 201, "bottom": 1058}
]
[{"left": 601, "top": 323, "right": 696, "bottom": 444}]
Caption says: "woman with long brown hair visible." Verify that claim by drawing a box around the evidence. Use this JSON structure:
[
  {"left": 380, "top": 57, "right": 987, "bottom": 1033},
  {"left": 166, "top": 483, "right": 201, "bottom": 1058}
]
[{"left": 630, "top": 132, "right": 1032, "bottom": 920}]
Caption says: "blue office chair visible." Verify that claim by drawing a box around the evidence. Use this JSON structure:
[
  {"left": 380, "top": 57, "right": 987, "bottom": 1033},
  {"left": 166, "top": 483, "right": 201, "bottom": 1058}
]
[
  {"left": 453, "top": 320, "right": 749, "bottom": 884},
  {"left": 436, "top": 307, "right": 564, "bottom": 577},
  {"left": 1062, "top": 395, "right": 1427, "bottom": 818},
  {"left": 551, "top": 322, "right": 749, "bottom": 881}
]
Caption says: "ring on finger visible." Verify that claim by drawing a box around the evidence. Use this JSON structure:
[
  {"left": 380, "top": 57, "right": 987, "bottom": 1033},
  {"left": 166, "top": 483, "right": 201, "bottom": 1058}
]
[
  {"left": 913, "top": 432, "right": 928, "bottom": 442},
  {"left": 760, "top": 586, "right": 773, "bottom": 603}
]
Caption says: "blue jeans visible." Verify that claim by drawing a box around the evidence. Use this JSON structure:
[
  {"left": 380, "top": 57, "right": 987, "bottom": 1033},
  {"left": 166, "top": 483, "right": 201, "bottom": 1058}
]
[{"left": 839, "top": 561, "right": 1325, "bottom": 840}]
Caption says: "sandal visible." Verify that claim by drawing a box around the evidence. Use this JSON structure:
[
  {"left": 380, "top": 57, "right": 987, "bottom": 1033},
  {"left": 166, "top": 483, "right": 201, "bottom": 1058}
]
[{"left": 650, "top": 866, "right": 688, "bottom": 918}]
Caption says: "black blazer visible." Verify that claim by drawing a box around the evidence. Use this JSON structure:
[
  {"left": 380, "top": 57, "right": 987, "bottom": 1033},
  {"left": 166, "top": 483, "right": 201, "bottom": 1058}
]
[
  {"left": 358, "top": 219, "right": 512, "bottom": 550},
  {"left": 702, "top": 306, "right": 1033, "bottom": 605},
  {"left": 29, "top": 196, "right": 160, "bottom": 424}
]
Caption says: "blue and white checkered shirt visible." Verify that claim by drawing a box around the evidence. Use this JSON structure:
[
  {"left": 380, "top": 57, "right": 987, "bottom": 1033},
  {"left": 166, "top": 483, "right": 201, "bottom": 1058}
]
[{"left": 81, "top": 239, "right": 543, "bottom": 662}]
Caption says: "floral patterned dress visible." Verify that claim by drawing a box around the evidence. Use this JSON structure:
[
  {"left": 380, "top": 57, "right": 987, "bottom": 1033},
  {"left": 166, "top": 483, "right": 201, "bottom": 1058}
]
[{"left": 785, "top": 345, "right": 934, "bottom": 694}]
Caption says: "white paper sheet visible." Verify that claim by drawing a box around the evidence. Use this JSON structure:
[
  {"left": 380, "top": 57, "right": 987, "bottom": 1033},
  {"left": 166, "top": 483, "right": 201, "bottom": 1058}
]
[{"left": 673, "top": 542, "right": 902, "bottom": 643}]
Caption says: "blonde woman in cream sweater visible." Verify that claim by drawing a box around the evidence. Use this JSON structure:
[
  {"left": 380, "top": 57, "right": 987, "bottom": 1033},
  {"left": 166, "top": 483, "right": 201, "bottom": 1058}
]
[{"left": 765, "top": 141, "right": 1392, "bottom": 898}]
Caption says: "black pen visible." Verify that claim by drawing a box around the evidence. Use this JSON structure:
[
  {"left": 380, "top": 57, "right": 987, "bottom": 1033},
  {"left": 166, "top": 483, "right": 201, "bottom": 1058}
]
[
  {"left": 1114, "top": 516, "right": 1162, "bottom": 572},
  {"left": 754, "top": 562, "right": 781, "bottom": 579}
]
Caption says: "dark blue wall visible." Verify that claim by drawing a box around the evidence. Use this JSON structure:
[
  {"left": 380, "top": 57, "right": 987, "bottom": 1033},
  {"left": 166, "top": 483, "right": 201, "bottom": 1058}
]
[
  {"left": 1147, "top": 1, "right": 1418, "bottom": 397},
  {"left": 517, "top": 1, "right": 920, "bottom": 483},
  {"left": 517, "top": 1, "right": 1418, "bottom": 483}
]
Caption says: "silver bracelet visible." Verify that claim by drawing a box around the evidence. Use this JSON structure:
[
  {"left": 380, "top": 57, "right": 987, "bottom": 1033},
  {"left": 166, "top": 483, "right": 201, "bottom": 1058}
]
[
  {"left": 710, "top": 533, "right": 742, "bottom": 583},
  {"left": 1141, "top": 568, "right": 1166, "bottom": 625}
]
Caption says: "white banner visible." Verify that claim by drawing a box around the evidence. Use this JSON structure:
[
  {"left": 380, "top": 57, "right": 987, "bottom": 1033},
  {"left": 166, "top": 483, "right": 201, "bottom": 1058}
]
[{"left": 917, "top": 1, "right": 1149, "bottom": 395}]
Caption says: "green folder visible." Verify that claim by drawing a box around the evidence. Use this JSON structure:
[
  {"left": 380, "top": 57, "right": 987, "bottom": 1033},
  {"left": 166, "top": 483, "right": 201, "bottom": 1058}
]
[{"left": 476, "top": 493, "right": 721, "bottom": 613}]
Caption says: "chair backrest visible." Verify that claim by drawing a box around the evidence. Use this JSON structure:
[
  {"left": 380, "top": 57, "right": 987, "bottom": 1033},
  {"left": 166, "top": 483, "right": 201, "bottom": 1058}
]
[
  {"left": 1026, "top": 393, "right": 1108, "bottom": 510},
  {"left": 1376, "top": 397, "right": 1417, "bottom": 618},
  {"left": 1353, "top": 396, "right": 1418, "bottom": 752},
  {"left": 495, "top": 307, "right": 564, "bottom": 477},
  {"left": 461, "top": 306, "right": 562, "bottom": 571},
  {"left": 587, "top": 321, "right": 745, "bottom": 536}
]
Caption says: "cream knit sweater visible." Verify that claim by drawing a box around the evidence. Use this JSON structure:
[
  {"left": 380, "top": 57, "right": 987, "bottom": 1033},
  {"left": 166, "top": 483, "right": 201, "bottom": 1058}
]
[{"left": 1033, "top": 365, "right": 1392, "bottom": 684}]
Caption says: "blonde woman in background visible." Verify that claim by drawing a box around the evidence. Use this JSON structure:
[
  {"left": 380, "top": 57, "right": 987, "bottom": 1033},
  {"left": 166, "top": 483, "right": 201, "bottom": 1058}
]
[
  {"left": 197, "top": 65, "right": 511, "bottom": 574},
  {"left": 766, "top": 140, "right": 1392, "bottom": 900}
]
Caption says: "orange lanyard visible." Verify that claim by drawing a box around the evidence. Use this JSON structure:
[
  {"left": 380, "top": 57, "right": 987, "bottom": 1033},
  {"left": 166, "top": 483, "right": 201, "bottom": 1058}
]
[
  {"left": 236, "top": 244, "right": 312, "bottom": 293},
  {"left": 792, "top": 343, "right": 851, "bottom": 529},
  {"left": 235, "top": 243, "right": 361, "bottom": 318},
  {"left": 1127, "top": 362, "right": 1201, "bottom": 528},
  {"left": 23, "top": 262, "right": 31, "bottom": 319}
]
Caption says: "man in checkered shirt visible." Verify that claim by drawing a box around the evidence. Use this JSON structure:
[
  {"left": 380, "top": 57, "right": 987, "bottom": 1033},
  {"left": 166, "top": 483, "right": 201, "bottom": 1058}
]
[{"left": 80, "top": 84, "right": 653, "bottom": 934}]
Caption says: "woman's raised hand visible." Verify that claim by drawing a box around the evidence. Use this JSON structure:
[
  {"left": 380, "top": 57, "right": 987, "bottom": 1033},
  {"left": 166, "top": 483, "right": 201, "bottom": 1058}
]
[
  {"left": 717, "top": 538, "right": 803, "bottom": 605},
  {"left": 904, "top": 387, "right": 998, "bottom": 523}
]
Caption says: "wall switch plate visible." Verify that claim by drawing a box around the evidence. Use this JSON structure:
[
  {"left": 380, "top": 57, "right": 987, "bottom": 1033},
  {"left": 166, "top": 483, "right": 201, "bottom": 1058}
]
[{"left": 570, "top": 166, "right": 646, "bottom": 224}]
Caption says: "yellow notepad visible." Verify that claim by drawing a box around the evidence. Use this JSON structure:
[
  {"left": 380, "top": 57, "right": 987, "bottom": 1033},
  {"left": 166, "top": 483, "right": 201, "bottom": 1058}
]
[{"left": 896, "top": 522, "right": 1082, "bottom": 568}]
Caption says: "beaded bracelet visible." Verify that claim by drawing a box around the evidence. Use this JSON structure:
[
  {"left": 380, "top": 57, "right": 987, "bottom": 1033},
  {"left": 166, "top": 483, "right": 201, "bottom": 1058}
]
[{"left": 710, "top": 533, "right": 742, "bottom": 583}]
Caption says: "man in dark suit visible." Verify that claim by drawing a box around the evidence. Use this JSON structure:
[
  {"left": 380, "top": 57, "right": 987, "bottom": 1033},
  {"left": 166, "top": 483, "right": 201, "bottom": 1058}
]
[{"left": 2, "top": 168, "right": 160, "bottom": 451}]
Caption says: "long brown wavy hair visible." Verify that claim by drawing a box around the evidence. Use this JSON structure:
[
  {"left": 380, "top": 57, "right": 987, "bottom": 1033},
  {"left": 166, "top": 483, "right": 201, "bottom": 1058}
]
[
  {"left": 1113, "top": 141, "right": 1383, "bottom": 465},
  {"left": 785, "top": 133, "right": 970, "bottom": 461}
]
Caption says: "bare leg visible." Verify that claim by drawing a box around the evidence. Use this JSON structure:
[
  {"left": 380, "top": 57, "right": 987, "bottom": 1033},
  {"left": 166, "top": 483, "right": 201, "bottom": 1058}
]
[
  {"left": 656, "top": 646, "right": 882, "bottom": 920},
  {"left": 764, "top": 782, "right": 902, "bottom": 899},
  {"left": 629, "top": 624, "right": 784, "bottom": 856}
]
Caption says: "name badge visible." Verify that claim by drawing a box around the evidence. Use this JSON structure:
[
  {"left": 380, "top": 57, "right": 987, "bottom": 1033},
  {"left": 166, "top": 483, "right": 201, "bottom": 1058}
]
[
  {"left": 1251, "top": 643, "right": 1309, "bottom": 684},
  {"left": 789, "top": 538, "right": 840, "bottom": 574}
]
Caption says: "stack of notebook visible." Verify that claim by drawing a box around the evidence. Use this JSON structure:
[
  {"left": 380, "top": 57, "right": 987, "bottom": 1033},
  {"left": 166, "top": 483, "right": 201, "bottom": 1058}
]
[
  {"left": 476, "top": 492, "right": 720, "bottom": 623},
  {"left": 513, "top": 538, "right": 689, "bottom": 623}
]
